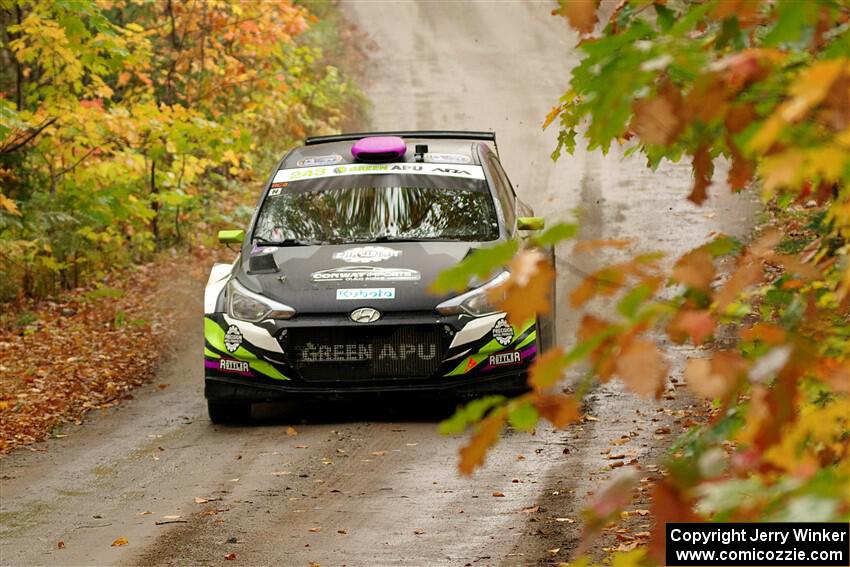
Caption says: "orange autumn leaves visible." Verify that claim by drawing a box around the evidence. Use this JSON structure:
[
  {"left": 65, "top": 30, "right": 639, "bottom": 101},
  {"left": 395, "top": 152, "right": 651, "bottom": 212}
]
[
  {"left": 487, "top": 248, "right": 555, "bottom": 326},
  {"left": 629, "top": 49, "right": 785, "bottom": 204}
]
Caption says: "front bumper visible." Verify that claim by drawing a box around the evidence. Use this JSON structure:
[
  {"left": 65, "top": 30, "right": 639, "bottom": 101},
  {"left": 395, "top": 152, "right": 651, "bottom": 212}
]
[{"left": 203, "top": 311, "right": 537, "bottom": 397}]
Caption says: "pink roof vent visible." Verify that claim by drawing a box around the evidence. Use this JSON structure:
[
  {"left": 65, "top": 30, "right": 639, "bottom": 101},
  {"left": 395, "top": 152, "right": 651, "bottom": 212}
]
[{"left": 350, "top": 136, "right": 407, "bottom": 162}]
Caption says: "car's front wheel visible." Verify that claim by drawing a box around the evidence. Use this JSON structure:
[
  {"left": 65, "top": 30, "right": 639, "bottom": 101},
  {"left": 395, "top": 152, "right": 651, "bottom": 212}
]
[{"left": 207, "top": 400, "right": 252, "bottom": 424}]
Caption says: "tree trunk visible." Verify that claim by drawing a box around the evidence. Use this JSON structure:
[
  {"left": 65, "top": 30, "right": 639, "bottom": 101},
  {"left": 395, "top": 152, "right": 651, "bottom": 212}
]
[{"left": 150, "top": 159, "right": 160, "bottom": 247}]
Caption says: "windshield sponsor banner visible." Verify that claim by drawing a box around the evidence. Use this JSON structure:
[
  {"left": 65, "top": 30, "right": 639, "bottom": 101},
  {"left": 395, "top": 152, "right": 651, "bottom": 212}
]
[
  {"left": 336, "top": 288, "right": 395, "bottom": 300},
  {"left": 296, "top": 342, "right": 437, "bottom": 363},
  {"left": 312, "top": 266, "right": 420, "bottom": 282},
  {"left": 332, "top": 246, "right": 402, "bottom": 263},
  {"left": 273, "top": 162, "right": 485, "bottom": 183}
]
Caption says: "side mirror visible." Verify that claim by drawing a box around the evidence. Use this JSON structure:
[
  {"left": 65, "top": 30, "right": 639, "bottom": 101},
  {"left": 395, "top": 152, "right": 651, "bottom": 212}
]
[
  {"left": 218, "top": 229, "right": 245, "bottom": 245},
  {"left": 517, "top": 217, "right": 545, "bottom": 231}
]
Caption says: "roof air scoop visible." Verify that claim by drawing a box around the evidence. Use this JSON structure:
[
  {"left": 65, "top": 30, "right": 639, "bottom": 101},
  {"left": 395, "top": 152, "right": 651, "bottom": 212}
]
[{"left": 351, "top": 136, "right": 407, "bottom": 163}]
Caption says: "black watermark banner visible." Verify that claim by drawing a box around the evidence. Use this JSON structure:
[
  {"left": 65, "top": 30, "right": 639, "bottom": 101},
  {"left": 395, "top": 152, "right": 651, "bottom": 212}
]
[{"left": 666, "top": 522, "right": 849, "bottom": 566}]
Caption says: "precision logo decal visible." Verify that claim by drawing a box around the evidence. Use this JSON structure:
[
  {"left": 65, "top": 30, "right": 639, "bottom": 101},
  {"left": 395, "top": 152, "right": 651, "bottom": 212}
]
[
  {"left": 224, "top": 325, "right": 243, "bottom": 353},
  {"left": 488, "top": 351, "right": 522, "bottom": 366},
  {"left": 311, "top": 266, "right": 420, "bottom": 282},
  {"left": 332, "top": 246, "right": 402, "bottom": 263},
  {"left": 219, "top": 359, "right": 250, "bottom": 373},
  {"left": 492, "top": 318, "right": 515, "bottom": 346},
  {"left": 336, "top": 288, "right": 395, "bottom": 300}
]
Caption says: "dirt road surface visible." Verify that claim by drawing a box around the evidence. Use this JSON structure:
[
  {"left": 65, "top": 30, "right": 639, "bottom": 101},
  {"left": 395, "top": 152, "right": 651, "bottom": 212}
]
[{"left": 0, "top": 3, "right": 757, "bottom": 566}]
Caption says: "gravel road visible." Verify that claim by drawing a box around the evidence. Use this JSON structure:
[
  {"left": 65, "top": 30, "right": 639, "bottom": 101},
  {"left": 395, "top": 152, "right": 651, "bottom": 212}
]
[{"left": 0, "top": 2, "right": 757, "bottom": 566}]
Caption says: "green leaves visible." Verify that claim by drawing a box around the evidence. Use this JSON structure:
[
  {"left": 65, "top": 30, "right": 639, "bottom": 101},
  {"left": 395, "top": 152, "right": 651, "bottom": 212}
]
[
  {"left": 429, "top": 240, "right": 518, "bottom": 294},
  {"left": 438, "top": 395, "right": 507, "bottom": 435},
  {"left": 532, "top": 222, "right": 578, "bottom": 247}
]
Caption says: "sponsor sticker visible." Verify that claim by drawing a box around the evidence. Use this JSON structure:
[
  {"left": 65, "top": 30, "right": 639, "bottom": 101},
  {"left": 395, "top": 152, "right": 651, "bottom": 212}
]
[
  {"left": 219, "top": 359, "right": 250, "bottom": 374},
  {"left": 424, "top": 152, "right": 472, "bottom": 164},
  {"left": 272, "top": 162, "right": 486, "bottom": 183},
  {"left": 332, "top": 246, "right": 402, "bottom": 263},
  {"left": 492, "top": 318, "right": 515, "bottom": 346},
  {"left": 336, "top": 288, "right": 395, "bottom": 300},
  {"left": 488, "top": 351, "right": 522, "bottom": 367},
  {"left": 296, "top": 341, "right": 436, "bottom": 363},
  {"left": 311, "top": 266, "right": 420, "bottom": 282},
  {"left": 296, "top": 154, "right": 343, "bottom": 167},
  {"left": 224, "top": 325, "right": 243, "bottom": 353}
]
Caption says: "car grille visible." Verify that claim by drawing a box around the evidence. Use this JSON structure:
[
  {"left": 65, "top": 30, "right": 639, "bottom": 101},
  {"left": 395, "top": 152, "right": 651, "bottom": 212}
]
[{"left": 286, "top": 325, "right": 449, "bottom": 382}]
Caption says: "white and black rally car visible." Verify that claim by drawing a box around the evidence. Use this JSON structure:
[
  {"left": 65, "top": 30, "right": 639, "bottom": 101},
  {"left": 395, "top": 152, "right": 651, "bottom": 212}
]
[{"left": 204, "top": 131, "right": 556, "bottom": 423}]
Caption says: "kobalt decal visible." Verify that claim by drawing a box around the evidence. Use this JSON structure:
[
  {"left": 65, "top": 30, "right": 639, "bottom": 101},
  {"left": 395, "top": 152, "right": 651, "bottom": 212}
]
[
  {"left": 492, "top": 318, "right": 514, "bottom": 346},
  {"left": 488, "top": 351, "right": 522, "bottom": 366},
  {"left": 224, "top": 325, "right": 243, "bottom": 353},
  {"left": 297, "top": 342, "right": 436, "bottom": 363},
  {"left": 219, "top": 359, "right": 250, "bottom": 373},
  {"left": 336, "top": 288, "right": 395, "bottom": 300},
  {"left": 311, "top": 266, "right": 420, "bottom": 282},
  {"left": 332, "top": 246, "right": 402, "bottom": 263},
  {"left": 296, "top": 154, "right": 342, "bottom": 167}
]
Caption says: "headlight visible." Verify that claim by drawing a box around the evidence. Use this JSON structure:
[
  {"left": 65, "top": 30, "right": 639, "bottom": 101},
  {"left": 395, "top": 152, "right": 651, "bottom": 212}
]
[
  {"left": 227, "top": 279, "right": 295, "bottom": 322},
  {"left": 436, "top": 271, "right": 509, "bottom": 316}
]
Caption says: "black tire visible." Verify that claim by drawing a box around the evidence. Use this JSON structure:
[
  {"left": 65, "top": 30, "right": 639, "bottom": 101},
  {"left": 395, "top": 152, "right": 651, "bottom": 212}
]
[
  {"left": 538, "top": 246, "right": 557, "bottom": 353},
  {"left": 207, "top": 400, "right": 252, "bottom": 424}
]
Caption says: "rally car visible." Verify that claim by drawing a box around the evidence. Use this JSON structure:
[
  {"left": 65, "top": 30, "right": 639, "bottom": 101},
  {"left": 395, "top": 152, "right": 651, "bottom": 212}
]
[{"left": 204, "top": 131, "right": 556, "bottom": 423}]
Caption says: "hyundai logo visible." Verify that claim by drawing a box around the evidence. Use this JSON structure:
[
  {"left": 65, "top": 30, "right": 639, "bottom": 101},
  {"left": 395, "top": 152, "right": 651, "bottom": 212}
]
[{"left": 350, "top": 307, "right": 381, "bottom": 323}]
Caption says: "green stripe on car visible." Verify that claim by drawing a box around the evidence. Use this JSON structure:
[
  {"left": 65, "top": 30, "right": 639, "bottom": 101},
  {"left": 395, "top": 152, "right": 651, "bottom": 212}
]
[{"left": 204, "top": 317, "right": 289, "bottom": 381}]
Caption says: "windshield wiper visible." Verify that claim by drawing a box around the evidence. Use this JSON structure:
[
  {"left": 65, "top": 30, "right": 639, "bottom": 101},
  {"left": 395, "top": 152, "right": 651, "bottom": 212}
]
[{"left": 253, "top": 237, "right": 322, "bottom": 247}]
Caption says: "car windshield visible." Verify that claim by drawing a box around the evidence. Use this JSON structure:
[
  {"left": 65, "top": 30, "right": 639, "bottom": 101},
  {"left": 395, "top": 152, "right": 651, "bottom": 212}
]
[{"left": 253, "top": 168, "right": 500, "bottom": 244}]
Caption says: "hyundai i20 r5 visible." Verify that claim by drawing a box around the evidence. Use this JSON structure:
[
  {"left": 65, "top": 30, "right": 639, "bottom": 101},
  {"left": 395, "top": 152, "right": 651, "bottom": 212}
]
[{"left": 204, "top": 131, "right": 556, "bottom": 423}]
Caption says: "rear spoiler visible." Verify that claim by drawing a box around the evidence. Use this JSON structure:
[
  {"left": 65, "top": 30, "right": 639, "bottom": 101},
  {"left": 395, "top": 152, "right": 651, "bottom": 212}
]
[
  {"left": 304, "top": 130, "right": 496, "bottom": 145},
  {"left": 304, "top": 131, "right": 499, "bottom": 158}
]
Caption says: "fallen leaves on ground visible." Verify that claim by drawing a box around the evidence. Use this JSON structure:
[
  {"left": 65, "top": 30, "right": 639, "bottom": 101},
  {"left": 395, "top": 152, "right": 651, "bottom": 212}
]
[
  {"left": 111, "top": 537, "right": 128, "bottom": 547},
  {"left": 224, "top": 552, "right": 237, "bottom": 560},
  {"left": 0, "top": 246, "right": 222, "bottom": 453}
]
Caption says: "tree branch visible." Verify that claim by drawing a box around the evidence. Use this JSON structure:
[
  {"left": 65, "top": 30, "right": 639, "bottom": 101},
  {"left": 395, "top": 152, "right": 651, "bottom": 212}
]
[{"left": 0, "top": 117, "right": 58, "bottom": 155}]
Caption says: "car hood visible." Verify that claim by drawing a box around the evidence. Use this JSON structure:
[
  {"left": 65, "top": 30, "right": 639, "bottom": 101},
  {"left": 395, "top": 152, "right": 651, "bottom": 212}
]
[{"left": 237, "top": 241, "right": 493, "bottom": 313}]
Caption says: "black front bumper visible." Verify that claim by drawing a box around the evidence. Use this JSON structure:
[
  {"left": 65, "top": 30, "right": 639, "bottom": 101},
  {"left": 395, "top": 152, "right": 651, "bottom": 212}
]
[{"left": 205, "top": 371, "right": 529, "bottom": 402}]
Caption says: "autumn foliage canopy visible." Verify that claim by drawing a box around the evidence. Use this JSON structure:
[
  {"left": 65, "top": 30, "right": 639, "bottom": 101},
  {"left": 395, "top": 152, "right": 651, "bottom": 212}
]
[
  {"left": 0, "top": 0, "right": 358, "bottom": 301},
  {"left": 436, "top": 1, "right": 849, "bottom": 563}
]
